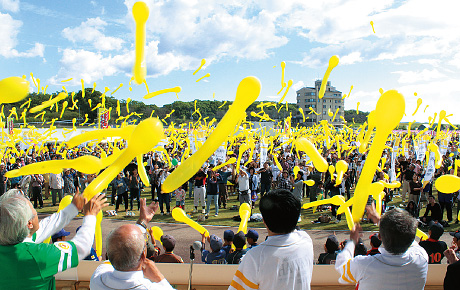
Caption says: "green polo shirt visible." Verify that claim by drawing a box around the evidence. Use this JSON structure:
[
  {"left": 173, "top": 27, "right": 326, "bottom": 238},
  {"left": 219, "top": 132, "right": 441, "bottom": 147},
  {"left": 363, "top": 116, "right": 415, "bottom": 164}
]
[{"left": 0, "top": 240, "right": 78, "bottom": 289}]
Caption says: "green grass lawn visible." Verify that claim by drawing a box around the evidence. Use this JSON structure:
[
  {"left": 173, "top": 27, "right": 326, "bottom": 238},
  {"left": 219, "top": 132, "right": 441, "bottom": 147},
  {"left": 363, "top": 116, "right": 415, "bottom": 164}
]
[{"left": 36, "top": 186, "right": 460, "bottom": 233}]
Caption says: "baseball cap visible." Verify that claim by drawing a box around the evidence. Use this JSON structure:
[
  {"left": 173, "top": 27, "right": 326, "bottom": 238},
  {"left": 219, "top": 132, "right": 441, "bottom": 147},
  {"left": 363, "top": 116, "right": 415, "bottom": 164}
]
[
  {"left": 160, "top": 235, "right": 176, "bottom": 250},
  {"left": 245, "top": 229, "right": 259, "bottom": 241},
  {"left": 233, "top": 231, "right": 246, "bottom": 249},
  {"left": 325, "top": 235, "right": 339, "bottom": 252},
  {"left": 52, "top": 229, "right": 70, "bottom": 240},
  {"left": 223, "top": 230, "right": 234, "bottom": 241},
  {"left": 450, "top": 230, "right": 460, "bottom": 240},
  {"left": 429, "top": 222, "right": 444, "bottom": 240},
  {"left": 210, "top": 234, "right": 223, "bottom": 251},
  {"left": 369, "top": 233, "right": 382, "bottom": 248}
]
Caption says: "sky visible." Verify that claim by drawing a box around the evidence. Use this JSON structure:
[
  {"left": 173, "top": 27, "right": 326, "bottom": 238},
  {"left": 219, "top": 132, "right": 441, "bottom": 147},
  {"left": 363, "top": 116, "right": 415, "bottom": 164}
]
[{"left": 1, "top": 0, "right": 460, "bottom": 124}]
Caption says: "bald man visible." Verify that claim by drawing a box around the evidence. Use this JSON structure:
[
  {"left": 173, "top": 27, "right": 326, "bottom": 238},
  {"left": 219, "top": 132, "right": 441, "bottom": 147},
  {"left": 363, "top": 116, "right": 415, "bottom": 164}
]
[{"left": 91, "top": 199, "right": 174, "bottom": 290}]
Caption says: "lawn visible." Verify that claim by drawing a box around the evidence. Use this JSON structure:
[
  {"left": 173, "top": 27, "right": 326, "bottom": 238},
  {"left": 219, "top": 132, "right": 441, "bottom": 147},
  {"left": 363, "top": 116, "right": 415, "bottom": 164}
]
[{"left": 36, "top": 186, "right": 460, "bottom": 233}]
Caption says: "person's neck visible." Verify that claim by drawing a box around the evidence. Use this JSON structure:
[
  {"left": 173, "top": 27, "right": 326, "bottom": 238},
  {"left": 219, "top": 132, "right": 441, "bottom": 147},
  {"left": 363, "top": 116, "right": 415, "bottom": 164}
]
[{"left": 267, "top": 229, "right": 291, "bottom": 236}]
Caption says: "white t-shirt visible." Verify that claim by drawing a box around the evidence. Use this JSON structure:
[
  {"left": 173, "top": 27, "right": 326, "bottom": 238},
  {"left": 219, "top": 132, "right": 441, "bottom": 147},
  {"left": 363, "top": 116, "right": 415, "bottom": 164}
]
[
  {"left": 90, "top": 263, "right": 174, "bottom": 290},
  {"left": 336, "top": 240, "right": 428, "bottom": 290},
  {"left": 229, "top": 230, "right": 314, "bottom": 290}
]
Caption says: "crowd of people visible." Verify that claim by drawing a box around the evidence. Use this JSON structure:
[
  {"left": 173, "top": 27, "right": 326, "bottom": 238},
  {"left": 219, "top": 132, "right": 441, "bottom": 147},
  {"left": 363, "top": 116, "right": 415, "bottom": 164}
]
[{"left": 1, "top": 134, "right": 460, "bottom": 289}]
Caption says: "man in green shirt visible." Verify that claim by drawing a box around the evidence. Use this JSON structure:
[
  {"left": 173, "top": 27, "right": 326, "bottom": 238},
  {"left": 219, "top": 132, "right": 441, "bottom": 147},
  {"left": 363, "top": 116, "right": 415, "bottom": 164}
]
[{"left": 0, "top": 190, "right": 107, "bottom": 289}]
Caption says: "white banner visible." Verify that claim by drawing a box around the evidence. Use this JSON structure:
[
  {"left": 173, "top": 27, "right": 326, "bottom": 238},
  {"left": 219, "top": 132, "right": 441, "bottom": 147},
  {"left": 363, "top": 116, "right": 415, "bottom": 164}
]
[
  {"left": 215, "top": 142, "right": 227, "bottom": 163},
  {"left": 423, "top": 151, "right": 436, "bottom": 183},
  {"left": 260, "top": 141, "right": 268, "bottom": 166},
  {"left": 416, "top": 140, "right": 426, "bottom": 162},
  {"left": 390, "top": 146, "right": 397, "bottom": 182}
]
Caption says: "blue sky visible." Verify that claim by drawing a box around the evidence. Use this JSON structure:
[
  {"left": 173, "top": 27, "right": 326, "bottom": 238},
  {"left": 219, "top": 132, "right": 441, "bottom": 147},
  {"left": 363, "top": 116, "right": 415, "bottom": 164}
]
[{"left": 1, "top": 0, "right": 460, "bottom": 123}]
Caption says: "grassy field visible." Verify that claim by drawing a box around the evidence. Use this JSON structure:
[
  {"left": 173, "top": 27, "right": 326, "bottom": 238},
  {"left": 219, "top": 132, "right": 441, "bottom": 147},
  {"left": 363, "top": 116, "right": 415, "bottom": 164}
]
[{"left": 36, "top": 186, "right": 460, "bottom": 233}]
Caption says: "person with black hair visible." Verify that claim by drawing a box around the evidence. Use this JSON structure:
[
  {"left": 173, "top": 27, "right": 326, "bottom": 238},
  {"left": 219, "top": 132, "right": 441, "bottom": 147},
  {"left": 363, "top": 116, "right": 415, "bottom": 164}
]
[
  {"left": 419, "top": 222, "right": 447, "bottom": 264},
  {"left": 228, "top": 189, "right": 313, "bottom": 290},
  {"left": 226, "top": 231, "right": 248, "bottom": 264},
  {"left": 367, "top": 234, "right": 381, "bottom": 256},
  {"left": 422, "top": 195, "right": 442, "bottom": 224},
  {"left": 318, "top": 235, "right": 338, "bottom": 264},
  {"left": 335, "top": 207, "right": 428, "bottom": 289}
]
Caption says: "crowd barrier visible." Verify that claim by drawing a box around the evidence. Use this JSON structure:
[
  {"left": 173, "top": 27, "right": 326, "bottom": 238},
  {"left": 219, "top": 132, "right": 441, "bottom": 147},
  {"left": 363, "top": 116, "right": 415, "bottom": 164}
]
[{"left": 55, "top": 261, "right": 447, "bottom": 290}]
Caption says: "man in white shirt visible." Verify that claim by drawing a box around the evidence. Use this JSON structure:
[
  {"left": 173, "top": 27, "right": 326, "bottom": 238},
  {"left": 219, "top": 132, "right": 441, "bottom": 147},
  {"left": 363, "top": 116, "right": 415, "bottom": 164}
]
[
  {"left": 235, "top": 169, "right": 250, "bottom": 206},
  {"left": 228, "top": 189, "right": 314, "bottom": 290},
  {"left": 91, "top": 198, "right": 174, "bottom": 290},
  {"left": 49, "top": 171, "right": 64, "bottom": 206},
  {"left": 335, "top": 207, "right": 428, "bottom": 290}
]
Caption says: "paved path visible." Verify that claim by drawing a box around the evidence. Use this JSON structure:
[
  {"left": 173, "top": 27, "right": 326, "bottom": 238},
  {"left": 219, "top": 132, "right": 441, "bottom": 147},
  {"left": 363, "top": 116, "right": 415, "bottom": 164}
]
[{"left": 40, "top": 213, "right": 454, "bottom": 264}]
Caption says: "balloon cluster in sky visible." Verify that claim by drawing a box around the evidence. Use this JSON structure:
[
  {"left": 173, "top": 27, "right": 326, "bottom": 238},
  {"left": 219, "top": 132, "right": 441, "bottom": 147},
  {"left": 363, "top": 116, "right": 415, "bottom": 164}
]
[{"left": 1, "top": 1, "right": 459, "bottom": 242}]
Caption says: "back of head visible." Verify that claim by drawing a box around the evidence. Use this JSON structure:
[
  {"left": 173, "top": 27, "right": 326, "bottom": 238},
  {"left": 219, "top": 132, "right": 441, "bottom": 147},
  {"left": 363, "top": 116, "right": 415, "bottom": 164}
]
[
  {"left": 379, "top": 208, "right": 417, "bottom": 255},
  {"left": 259, "top": 189, "right": 300, "bottom": 234},
  {"left": 233, "top": 231, "right": 246, "bottom": 249},
  {"left": 0, "top": 190, "right": 33, "bottom": 245},
  {"left": 106, "top": 225, "right": 145, "bottom": 271}
]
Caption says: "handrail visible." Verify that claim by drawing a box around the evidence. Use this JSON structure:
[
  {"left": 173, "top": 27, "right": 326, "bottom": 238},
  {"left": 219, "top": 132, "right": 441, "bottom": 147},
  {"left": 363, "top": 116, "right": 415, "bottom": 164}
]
[{"left": 55, "top": 261, "right": 447, "bottom": 287}]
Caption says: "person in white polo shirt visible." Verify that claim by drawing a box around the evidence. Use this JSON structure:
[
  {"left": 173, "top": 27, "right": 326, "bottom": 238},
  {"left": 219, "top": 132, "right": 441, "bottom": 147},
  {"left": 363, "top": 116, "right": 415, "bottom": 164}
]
[
  {"left": 228, "top": 188, "right": 314, "bottom": 290},
  {"left": 335, "top": 207, "right": 429, "bottom": 290}
]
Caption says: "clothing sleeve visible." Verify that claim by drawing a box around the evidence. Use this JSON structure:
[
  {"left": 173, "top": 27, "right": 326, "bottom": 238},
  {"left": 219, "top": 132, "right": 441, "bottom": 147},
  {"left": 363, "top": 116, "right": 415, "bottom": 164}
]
[
  {"left": 36, "top": 240, "right": 80, "bottom": 278},
  {"left": 33, "top": 203, "right": 79, "bottom": 243},
  {"left": 335, "top": 241, "right": 360, "bottom": 285},
  {"left": 70, "top": 215, "right": 97, "bottom": 260},
  {"left": 201, "top": 250, "right": 209, "bottom": 263},
  {"left": 228, "top": 252, "right": 259, "bottom": 290}
]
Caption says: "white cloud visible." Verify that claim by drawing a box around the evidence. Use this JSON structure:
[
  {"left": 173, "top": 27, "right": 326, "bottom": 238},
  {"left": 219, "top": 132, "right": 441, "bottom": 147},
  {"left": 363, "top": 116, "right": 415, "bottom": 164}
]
[
  {"left": 62, "top": 17, "right": 124, "bottom": 51},
  {"left": 0, "top": 12, "right": 44, "bottom": 58},
  {"left": 0, "top": 0, "right": 19, "bottom": 12},
  {"left": 292, "top": 80, "right": 305, "bottom": 91},
  {"left": 341, "top": 52, "right": 363, "bottom": 65},
  {"left": 49, "top": 40, "right": 196, "bottom": 85},
  {"left": 123, "top": 0, "right": 288, "bottom": 63},
  {"left": 392, "top": 69, "right": 445, "bottom": 84}
]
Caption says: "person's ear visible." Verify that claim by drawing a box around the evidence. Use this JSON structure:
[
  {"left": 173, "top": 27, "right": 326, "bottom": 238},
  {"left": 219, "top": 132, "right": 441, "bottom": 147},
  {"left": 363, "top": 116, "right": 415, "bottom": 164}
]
[{"left": 27, "top": 219, "right": 34, "bottom": 230}]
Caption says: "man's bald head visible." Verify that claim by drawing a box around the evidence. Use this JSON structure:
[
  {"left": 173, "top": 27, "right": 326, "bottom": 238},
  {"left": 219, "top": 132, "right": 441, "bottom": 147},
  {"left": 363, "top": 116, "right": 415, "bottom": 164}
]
[{"left": 106, "top": 224, "right": 145, "bottom": 271}]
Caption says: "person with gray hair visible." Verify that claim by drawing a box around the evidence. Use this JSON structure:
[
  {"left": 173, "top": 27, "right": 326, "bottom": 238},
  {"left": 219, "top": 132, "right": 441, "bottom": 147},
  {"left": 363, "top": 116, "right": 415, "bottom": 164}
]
[
  {"left": 0, "top": 190, "right": 107, "bottom": 289},
  {"left": 90, "top": 198, "right": 174, "bottom": 290},
  {"left": 335, "top": 206, "right": 429, "bottom": 290}
]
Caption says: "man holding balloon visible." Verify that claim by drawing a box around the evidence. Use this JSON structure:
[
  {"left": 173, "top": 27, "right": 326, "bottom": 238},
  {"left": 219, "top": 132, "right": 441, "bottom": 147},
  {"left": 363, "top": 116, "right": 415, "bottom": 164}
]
[{"left": 0, "top": 189, "right": 107, "bottom": 289}]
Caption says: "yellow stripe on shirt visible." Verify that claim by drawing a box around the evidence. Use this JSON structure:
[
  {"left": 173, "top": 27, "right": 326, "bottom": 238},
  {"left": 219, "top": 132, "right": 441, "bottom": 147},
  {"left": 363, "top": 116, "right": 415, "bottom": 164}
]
[
  {"left": 230, "top": 280, "right": 246, "bottom": 290},
  {"left": 235, "top": 270, "right": 259, "bottom": 289},
  {"left": 346, "top": 260, "right": 357, "bottom": 283},
  {"left": 341, "top": 265, "right": 353, "bottom": 284}
]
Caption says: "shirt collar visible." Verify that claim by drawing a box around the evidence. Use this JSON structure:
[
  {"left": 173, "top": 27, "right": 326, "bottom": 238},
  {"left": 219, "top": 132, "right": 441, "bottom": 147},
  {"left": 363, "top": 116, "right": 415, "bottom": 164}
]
[
  {"left": 378, "top": 241, "right": 418, "bottom": 256},
  {"left": 112, "top": 269, "right": 145, "bottom": 281},
  {"left": 262, "top": 230, "right": 303, "bottom": 247}
]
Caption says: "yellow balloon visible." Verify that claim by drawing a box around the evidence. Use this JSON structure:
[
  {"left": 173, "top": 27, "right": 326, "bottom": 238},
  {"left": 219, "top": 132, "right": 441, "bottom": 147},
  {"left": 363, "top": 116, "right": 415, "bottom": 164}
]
[
  {"left": 162, "top": 77, "right": 261, "bottom": 193},
  {"left": 302, "top": 195, "right": 344, "bottom": 209},
  {"left": 213, "top": 157, "right": 236, "bottom": 171},
  {"left": 352, "top": 90, "right": 405, "bottom": 223},
  {"left": 5, "top": 155, "right": 115, "bottom": 177},
  {"left": 303, "top": 180, "right": 315, "bottom": 186},
  {"left": 66, "top": 125, "right": 135, "bottom": 148},
  {"left": 293, "top": 166, "right": 300, "bottom": 177},
  {"left": 84, "top": 118, "right": 164, "bottom": 200},
  {"left": 58, "top": 195, "right": 73, "bottom": 212},
  {"left": 334, "top": 160, "right": 348, "bottom": 186},
  {"left": 42, "top": 195, "right": 73, "bottom": 244},
  {"left": 137, "top": 154, "right": 150, "bottom": 187},
  {"left": 150, "top": 226, "right": 164, "bottom": 245},
  {"left": 435, "top": 175, "right": 460, "bottom": 193},
  {"left": 294, "top": 138, "right": 328, "bottom": 172},
  {"left": 172, "top": 207, "right": 209, "bottom": 236},
  {"left": 237, "top": 203, "right": 251, "bottom": 234},
  {"left": 95, "top": 210, "right": 103, "bottom": 257},
  {"left": 0, "top": 77, "right": 30, "bottom": 104},
  {"left": 132, "top": 1, "right": 149, "bottom": 85},
  {"left": 416, "top": 228, "right": 428, "bottom": 241}
]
